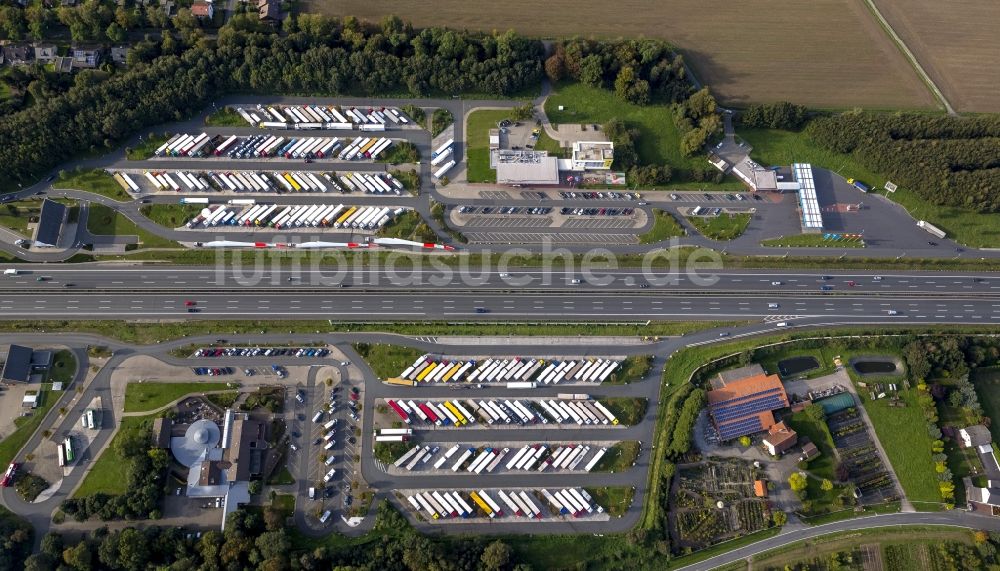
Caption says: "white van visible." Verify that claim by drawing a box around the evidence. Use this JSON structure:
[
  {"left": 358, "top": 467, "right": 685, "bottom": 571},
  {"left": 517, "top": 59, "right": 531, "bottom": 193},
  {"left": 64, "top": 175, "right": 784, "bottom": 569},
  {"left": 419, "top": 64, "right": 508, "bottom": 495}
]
[
  {"left": 308, "top": 487, "right": 316, "bottom": 500},
  {"left": 776, "top": 322, "right": 788, "bottom": 327},
  {"left": 4, "top": 269, "right": 19, "bottom": 276}
]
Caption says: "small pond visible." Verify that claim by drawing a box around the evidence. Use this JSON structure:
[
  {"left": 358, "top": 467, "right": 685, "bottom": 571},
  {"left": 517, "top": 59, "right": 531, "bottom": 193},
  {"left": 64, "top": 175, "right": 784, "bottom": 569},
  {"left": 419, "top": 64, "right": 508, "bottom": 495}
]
[
  {"left": 778, "top": 356, "right": 820, "bottom": 377},
  {"left": 852, "top": 360, "right": 898, "bottom": 375}
]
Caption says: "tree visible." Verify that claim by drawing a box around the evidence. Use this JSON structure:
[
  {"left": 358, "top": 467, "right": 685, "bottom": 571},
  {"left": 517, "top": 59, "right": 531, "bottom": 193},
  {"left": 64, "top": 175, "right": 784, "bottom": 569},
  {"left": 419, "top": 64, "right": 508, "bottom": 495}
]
[
  {"left": 481, "top": 540, "right": 513, "bottom": 571},
  {"left": 249, "top": 480, "right": 263, "bottom": 495},
  {"left": 804, "top": 403, "right": 826, "bottom": 424},
  {"left": 544, "top": 53, "right": 565, "bottom": 82},
  {"left": 788, "top": 472, "right": 808, "bottom": 493},
  {"left": 772, "top": 511, "right": 787, "bottom": 526},
  {"left": 106, "top": 22, "right": 126, "bottom": 43},
  {"left": 578, "top": 55, "right": 603, "bottom": 88},
  {"left": 821, "top": 479, "right": 834, "bottom": 491},
  {"left": 738, "top": 436, "right": 752, "bottom": 447},
  {"left": 511, "top": 103, "right": 534, "bottom": 121},
  {"left": 63, "top": 542, "right": 94, "bottom": 570}
]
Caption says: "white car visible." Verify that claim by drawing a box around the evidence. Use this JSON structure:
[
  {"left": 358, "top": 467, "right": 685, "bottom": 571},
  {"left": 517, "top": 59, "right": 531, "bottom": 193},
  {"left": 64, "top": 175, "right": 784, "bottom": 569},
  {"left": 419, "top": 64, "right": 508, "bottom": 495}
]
[
  {"left": 768, "top": 303, "right": 779, "bottom": 309},
  {"left": 771, "top": 281, "right": 783, "bottom": 286},
  {"left": 499, "top": 272, "right": 510, "bottom": 278},
  {"left": 776, "top": 322, "right": 788, "bottom": 327},
  {"left": 570, "top": 279, "right": 581, "bottom": 285},
  {"left": 887, "top": 310, "right": 898, "bottom": 315},
  {"left": 323, "top": 468, "right": 337, "bottom": 482}
]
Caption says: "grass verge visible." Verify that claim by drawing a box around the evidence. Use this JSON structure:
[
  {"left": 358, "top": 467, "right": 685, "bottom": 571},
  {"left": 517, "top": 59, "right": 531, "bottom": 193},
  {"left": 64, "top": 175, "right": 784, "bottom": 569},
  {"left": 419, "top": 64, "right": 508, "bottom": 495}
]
[
  {"left": 126, "top": 134, "right": 170, "bottom": 160},
  {"left": 688, "top": 213, "right": 751, "bottom": 241},
  {"left": 592, "top": 441, "right": 640, "bottom": 473},
  {"left": 205, "top": 108, "right": 247, "bottom": 126},
  {"left": 762, "top": 234, "right": 865, "bottom": 248},
  {"left": 353, "top": 343, "right": 424, "bottom": 380},
  {"left": 0, "top": 319, "right": 740, "bottom": 345},
  {"left": 585, "top": 486, "right": 633, "bottom": 517},
  {"left": 639, "top": 209, "right": 685, "bottom": 243},
  {"left": 56, "top": 168, "right": 131, "bottom": 201},
  {"left": 139, "top": 204, "right": 203, "bottom": 228},
  {"left": 0, "top": 200, "right": 41, "bottom": 235},
  {"left": 48, "top": 350, "right": 77, "bottom": 385},
  {"left": 123, "top": 382, "right": 232, "bottom": 413},
  {"left": 606, "top": 355, "right": 652, "bottom": 385},
  {"left": 466, "top": 110, "right": 510, "bottom": 183},
  {"left": 599, "top": 397, "right": 648, "bottom": 426},
  {"left": 377, "top": 210, "right": 435, "bottom": 242},
  {"left": 87, "top": 203, "right": 179, "bottom": 248}
]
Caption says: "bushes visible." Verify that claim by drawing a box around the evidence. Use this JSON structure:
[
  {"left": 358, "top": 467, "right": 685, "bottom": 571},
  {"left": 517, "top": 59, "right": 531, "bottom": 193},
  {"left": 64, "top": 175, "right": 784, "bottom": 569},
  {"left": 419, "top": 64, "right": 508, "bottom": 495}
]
[
  {"left": 737, "top": 102, "right": 810, "bottom": 130},
  {"left": 546, "top": 38, "right": 692, "bottom": 104},
  {"left": 432, "top": 109, "right": 454, "bottom": 137},
  {"left": 14, "top": 472, "right": 48, "bottom": 502},
  {"left": 667, "top": 388, "right": 705, "bottom": 457},
  {"left": 673, "top": 88, "right": 722, "bottom": 157}
]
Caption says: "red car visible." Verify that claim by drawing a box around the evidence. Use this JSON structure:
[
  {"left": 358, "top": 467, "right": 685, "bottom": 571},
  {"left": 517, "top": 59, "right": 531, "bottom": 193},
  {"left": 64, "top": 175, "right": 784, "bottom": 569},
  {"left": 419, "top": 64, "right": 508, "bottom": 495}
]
[
  {"left": 847, "top": 281, "right": 856, "bottom": 287},
  {"left": 185, "top": 300, "right": 196, "bottom": 306}
]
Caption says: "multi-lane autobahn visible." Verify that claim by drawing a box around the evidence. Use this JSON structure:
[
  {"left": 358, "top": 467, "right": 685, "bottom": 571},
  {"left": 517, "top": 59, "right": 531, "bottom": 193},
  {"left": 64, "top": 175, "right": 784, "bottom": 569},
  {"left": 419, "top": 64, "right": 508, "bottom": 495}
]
[{"left": 1, "top": 267, "right": 997, "bottom": 323}]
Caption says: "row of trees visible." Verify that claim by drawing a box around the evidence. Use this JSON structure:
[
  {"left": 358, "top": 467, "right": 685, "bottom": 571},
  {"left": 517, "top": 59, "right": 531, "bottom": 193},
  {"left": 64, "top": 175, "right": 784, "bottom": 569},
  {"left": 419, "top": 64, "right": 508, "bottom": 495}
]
[
  {"left": 736, "top": 101, "right": 810, "bottom": 130},
  {"left": 544, "top": 38, "right": 692, "bottom": 105},
  {"left": 27, "top": 502, "right": 531, "bottom": 571},
  {"left": 806, "top": 112, "right": 1000, "bottom": 212},
  {"left": 0, "top": 15, "right": 544, "bottom": 189},
  {"left": 0, "top": 508, "right": 33, "bottom": 571},
  {"left": 59, "top": 420, "right": 167, "bottom": 521}
]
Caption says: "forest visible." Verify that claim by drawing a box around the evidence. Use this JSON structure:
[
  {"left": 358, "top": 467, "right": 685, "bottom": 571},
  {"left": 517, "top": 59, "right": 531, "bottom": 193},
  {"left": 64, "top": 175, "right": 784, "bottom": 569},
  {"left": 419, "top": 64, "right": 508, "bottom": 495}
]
[
  {"left": 806, "top": 112, "right": 1000, "bottom": 211},
  {"left": 22, "top": 502, "right": 534, "bottom": 571},
  {"left": 0, "top": 14, "right": 543, "bottom": 190}
]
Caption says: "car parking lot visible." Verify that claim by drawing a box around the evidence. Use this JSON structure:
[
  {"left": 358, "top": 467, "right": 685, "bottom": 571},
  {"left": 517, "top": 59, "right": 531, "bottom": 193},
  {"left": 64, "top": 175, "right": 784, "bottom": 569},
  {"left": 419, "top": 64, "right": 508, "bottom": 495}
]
[
  {"left": 558, "top": 191, "right": 639, "bottom": 201},
  {"left": 457, "top": 206, "right": 553, "bottom": 215},
  {"left": 192, "top": 346, "right": 330, "bottom": 358},
  {"left": 464, "top": 232, "right": 639, "bottom": 245},
  {"left": 668, "top": 192, "right": 759, "bottom": 202}
]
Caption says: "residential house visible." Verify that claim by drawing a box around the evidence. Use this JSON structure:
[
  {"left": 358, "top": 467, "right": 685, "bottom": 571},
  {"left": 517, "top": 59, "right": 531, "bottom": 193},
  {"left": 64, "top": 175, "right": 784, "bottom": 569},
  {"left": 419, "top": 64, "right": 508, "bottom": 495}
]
[
  {"left": 258, "top": 0, "right": 280, "bottom": 23},
  {"left": 960, "top": 425, "right": 993, "bottom": 449},
  {"left": 71, "top": 45, "right": 102, "bottom": 69},
  {"left": 1, "top": 43, "right": 33, "bottom": 66},
  {"left": 191, "top": 0, "right": 214, "bottom": 19},
  {"left": 33, "top": 44, "right": 58, "bottom": 64},
  {"left": 110, "top": 46, "right": 130, "bottom": 65},
  {"left": 762, "top": 421, "right": 798, "bottom": 456}
]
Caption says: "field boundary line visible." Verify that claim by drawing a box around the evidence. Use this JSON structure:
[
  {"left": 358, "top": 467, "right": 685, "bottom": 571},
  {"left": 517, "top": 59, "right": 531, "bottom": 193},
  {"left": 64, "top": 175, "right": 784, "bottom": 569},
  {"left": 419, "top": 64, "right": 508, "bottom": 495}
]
[{"left": 860, "top": 0, "right": 955, "bottom": 115}]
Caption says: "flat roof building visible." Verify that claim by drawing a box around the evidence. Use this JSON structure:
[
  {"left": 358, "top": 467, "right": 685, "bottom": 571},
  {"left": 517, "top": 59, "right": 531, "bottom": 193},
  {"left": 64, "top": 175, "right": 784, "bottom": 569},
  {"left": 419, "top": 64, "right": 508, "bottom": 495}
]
[
  {"left": 1, "top": 345, "right": 35, "bottom": 384},
  {"left": 34, "top": 199, "right": 67, "bottom": 248},
  {"left": 495, "top": 150, "right": 559, "bottom": 186},
  {"left": 571, "top": 141, "right": 614, "bottom": 170},
  {"left": 707, "top": 372, "right": 789, "bottom": 441},
  {"left": 793, "top": 163, "right": 823, "bottom": 233}
]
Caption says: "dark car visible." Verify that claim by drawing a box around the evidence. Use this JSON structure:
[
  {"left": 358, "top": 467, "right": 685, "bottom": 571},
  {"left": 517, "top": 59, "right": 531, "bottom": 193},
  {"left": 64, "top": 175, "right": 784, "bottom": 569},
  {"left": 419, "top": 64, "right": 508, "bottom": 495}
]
[
  {"left": 475, "top": 307, "right": 489, "bottom": 313},
  {"left": 187, "top": 307, "right": 200, "bottom": 313},
  {"left": 313, "top": 438, "right": 323, "bottom": 446}
]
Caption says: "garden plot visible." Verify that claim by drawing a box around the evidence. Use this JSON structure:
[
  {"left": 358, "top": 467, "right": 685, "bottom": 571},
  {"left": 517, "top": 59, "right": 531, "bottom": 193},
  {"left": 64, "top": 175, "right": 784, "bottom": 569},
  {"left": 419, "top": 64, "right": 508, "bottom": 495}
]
[
  {"left": 669, "top": 458, "right": 771, "bottom": 551},
  {"left": 827, "top": 408, "right": 897, "bottom": 504}
]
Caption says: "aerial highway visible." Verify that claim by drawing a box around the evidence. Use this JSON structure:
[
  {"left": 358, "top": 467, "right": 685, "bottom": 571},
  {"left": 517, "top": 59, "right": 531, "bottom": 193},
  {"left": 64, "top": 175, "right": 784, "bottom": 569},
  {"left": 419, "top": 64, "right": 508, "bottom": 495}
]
[
  {"left": 1, "top": 266, "right": 998, "bottom": 293},
  {"left": 0, "top": 291, "right": 998, "bottom": 323}
]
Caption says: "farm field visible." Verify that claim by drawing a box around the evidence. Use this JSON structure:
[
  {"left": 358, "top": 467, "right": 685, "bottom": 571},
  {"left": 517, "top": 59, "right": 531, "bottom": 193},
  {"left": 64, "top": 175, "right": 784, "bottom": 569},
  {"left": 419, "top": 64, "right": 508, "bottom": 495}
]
[
  {"left": 309, "top": 0, "right": 934, "bottom": 109},
  {"left": 870, "top": 0, "right": 1000, "bottom": 112}
]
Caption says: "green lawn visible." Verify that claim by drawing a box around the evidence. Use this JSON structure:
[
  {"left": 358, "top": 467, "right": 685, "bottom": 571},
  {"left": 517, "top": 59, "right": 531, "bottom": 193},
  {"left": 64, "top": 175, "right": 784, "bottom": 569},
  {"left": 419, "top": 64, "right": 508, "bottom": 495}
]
[
  {"left": 48, "top": 350, "right": 77, "bottom": 385},
  {"left": 123, "top": 382, "right": 232, "bottom": 413},
  {"left": 126, "top": 135, "right": 170, "bottom": 160},
  {"left": 0, "top": 384, "right": 55, "bottom": 469},
  {"left": 466, "top": 110, "right": 510, "bottom": 183},
  {"left": 761, "top": 233, "right": 865, "bottom": 248},
  {"left": 87, "top": 203, "right": 179, "bottom": 248},
  {"left": 585, "top": 486, "right": 634, "bottom": 517},
  {"left": 56, "top": 169, "right": 131, "bottom": 202},
  {"left": 205, "top": 108, "right": 247, "bottom": 126},
  {"left": 787, "top": 411, "right": 837, "bottom": 480},
  {"left": 74, "top": 415, "right": 155, "bottom": 497},
  {"left": 533, "top": 128, "right": 563, "bottom": 155},
  {"left": 139, "top": 204, "right": 203, "bottom": 228},
  {"left": 352, "top": 343, "right": 424, "bottom": 380},
  {"left": 605, "top": 355, "right": 652, "bottom": 385},
  {"left": 688, "top": 213, "right": 751, "bottom": 241},
  {"left": 431, "top": 108, "right": 453, "bottom": 138},
  {"left": 377, "top": 210, "right": 435, "bottom": 242},
  {"left": 639, "top": 208, "right": 685, "bottom": 243},
  {"left": 592, "top": 441, "right": 640, "bottom": 473},
  {"left": 546, "top": 83, "right": 734, "bottom": 181},
  {"left": 599, "top": 397, "right": 648, "bottom": 426},
  {"left": 0, "top": 201, "right": 41, "bottom": 235},
  {"left": 860, "top": 388, "right": 943, "bottom": 507},
  {"left": 738, "top": 127, "right": 1000, "bottom": 248}
]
